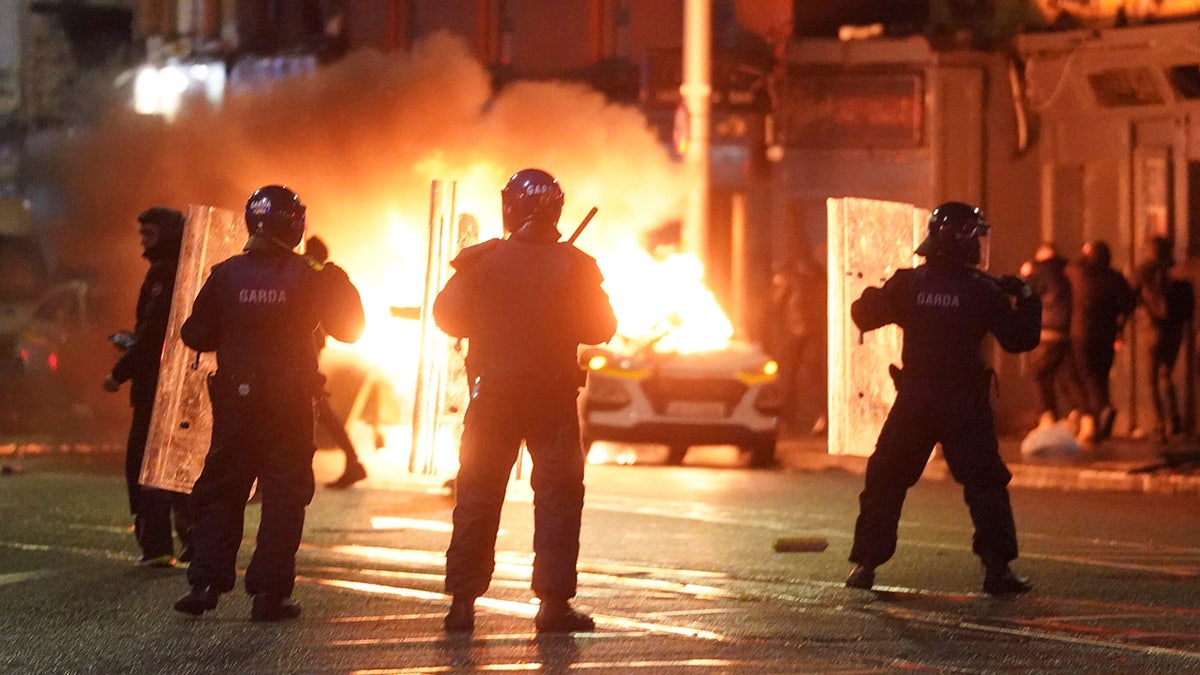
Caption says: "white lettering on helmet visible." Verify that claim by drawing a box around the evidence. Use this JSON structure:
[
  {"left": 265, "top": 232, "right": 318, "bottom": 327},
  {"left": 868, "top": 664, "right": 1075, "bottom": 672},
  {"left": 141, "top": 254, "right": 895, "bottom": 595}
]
[{"left": 249, "top": 196, "right": 271, "bottom": 215}]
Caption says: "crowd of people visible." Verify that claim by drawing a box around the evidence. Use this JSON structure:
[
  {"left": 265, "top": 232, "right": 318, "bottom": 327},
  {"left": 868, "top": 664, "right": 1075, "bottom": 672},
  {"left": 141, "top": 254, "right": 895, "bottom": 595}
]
[{"left": 1020, "top": 236, "right": 1194, "bottom": 447}]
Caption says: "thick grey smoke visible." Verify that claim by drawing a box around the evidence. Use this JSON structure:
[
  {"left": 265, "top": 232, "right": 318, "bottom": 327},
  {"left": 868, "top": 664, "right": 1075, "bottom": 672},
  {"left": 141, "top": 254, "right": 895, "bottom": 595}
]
[{"left": 57, "top": 32, "right": 684, "bottom": 317}]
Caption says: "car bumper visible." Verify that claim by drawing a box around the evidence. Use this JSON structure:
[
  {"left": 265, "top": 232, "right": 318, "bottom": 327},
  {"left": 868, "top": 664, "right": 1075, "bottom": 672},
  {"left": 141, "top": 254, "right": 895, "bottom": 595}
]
[{"left": 583, "top": 419, "right": 776, "bottom": 447}]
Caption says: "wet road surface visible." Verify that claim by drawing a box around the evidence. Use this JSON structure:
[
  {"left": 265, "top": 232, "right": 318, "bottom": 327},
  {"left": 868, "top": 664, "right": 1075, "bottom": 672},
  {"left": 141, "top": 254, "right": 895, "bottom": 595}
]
[{"left": 1, "top": 445, "right": 1198, "bottom": 673}]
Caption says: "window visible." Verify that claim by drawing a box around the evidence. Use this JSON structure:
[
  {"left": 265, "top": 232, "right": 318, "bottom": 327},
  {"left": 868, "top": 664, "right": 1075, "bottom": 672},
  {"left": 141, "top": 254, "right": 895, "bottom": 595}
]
[
  {"left": 1087, "top": 67, "right": 1164, "bottom": 107},
  {"left": 1166, "top": 64, "right": 1200, "bottom": 100}
]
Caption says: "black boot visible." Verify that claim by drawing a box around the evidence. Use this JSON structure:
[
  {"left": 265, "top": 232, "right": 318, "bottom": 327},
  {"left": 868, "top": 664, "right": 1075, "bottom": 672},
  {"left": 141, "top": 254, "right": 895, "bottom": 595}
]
[
  {"left": 326, "top": 461, "right": 368, "bottom": 489},
  {"left": 251, "top": 595, "right": 302, "bottom": 622},
  {"left": 983, "top": 565, "right": 1033, "bottom": 596},
  {"left": 534, "top": 600, "right": 595, "bottom": 633},
  {"left": 845, "top": 564, "right": 876, "bottom": 590},
  {"left": 443, "top": 597, "right": 476, "bottom": 632},
  {"left": 173, "top": 586, "right": 219, "bottom": 616}
]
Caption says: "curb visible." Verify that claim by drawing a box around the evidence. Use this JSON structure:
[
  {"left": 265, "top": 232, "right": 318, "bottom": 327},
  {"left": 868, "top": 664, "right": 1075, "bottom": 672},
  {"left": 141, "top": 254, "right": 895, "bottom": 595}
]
[
  {"left": 6, "top": 440, "right": 1199, "bottom": 495},
  {"left": 778, "top": 442, "right": 1200, "bottom": 495},
  {"left": 0, "top": 442, "right": 124, "bottom": 457}
]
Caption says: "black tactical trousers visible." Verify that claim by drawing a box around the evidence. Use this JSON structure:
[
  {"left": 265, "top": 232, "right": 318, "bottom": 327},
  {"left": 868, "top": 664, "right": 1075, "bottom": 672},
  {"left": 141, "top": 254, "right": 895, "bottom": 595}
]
[
  {"left": 186, "top": 395, "right": 315, "bottom": 598},
  {"left": 850, "top": 379, "right": 1018, "bottom": 568},
  {"left": 125, "top": 402, "right": 191, "bottom": 559},
  {"left": 445, "top": 384, "right": 586, "bottom": 602},
  {"left": 1149, "top": 328, "right": 1185, "bottom": 432}
]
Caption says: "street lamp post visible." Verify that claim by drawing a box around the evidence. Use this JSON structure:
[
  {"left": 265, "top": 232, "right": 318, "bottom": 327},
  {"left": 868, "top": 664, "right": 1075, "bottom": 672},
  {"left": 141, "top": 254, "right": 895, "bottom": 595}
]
[{"left": 680, "top": 0, "right": 710, "bottom": 259}]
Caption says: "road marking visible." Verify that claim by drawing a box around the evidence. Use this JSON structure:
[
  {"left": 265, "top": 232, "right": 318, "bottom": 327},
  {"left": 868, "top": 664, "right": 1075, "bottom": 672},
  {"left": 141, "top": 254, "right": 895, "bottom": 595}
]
[
  {"left": 0, "top": 540, "right": 133, "bottom": 563},
  {"left": 868, "top": 604, "right": 1200, "bottom": 662},
  {"left": 350, "top": 658, "right": 823, "bottom": 674},
  {"left": 0, "top": 571, "right": 53, "bottom": 586},
  {"left": 301, "top": 576, "right": 727, "bottom": 640}
]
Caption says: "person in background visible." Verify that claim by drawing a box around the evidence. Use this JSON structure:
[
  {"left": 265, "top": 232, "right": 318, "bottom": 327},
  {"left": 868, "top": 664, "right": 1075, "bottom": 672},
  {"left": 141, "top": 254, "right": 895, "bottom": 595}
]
[
  {"left": 103, "top": 206, "right": 192, "bottom": 568},
  {"left": 172, "top": 186, "right": 364, "bottom": 622},
  {"left": 433, "top": 168, "right": 617, "bottom": 633},
  {"left": 1065, "top": 241, "right": 1136, "bottom": 445},
  {"left": 764, "top": 250, "right": 827, "bottom": 437},
  {"left": 303, "top": 235, "right": 368, "bottom": 488},
  {"left": 1134, "top": 237, "right": 1194, "bottom": 442},
  {"left": 1020, "top": 242, "right": 1085, "bottom": 430},
  {"left": 845, "top": 202, "right": 1040, "bottom": 596}
]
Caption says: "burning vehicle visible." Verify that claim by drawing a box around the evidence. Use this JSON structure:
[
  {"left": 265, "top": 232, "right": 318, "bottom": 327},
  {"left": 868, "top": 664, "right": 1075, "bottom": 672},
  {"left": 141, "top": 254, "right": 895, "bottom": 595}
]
[{"left": 579, "top": 326, "right": 782, "bottom": 468}]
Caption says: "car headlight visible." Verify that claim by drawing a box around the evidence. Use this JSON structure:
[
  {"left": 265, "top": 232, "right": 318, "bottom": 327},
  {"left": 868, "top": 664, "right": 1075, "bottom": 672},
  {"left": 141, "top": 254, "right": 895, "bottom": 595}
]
[
  {"left": 736, "top": 360, "right": 778, "bottom": 385},
  {"left": 587, "top": 354, "right": 650, "bottom": 380}
]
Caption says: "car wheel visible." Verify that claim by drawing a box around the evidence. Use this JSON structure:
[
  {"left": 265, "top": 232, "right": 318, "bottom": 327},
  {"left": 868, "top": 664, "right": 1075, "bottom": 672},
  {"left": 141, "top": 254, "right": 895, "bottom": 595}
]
[
  {"left": 665, "top": 445, "right": 688, "bottom": 466},
  {"left": 744, "top": 438, "right": 778, "bottom": 469}
]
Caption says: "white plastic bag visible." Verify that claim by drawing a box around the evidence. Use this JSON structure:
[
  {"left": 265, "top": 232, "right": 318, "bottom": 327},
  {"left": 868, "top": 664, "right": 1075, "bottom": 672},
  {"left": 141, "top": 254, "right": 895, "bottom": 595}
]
[{"left": 1019, "top": 421, "right": 1081, "bottom": 460}]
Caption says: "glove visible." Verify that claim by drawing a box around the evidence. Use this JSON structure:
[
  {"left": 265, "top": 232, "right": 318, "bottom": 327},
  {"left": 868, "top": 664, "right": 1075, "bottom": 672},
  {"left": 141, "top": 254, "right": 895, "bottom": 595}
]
[{"left": 997, "top": 274, "right": 1033, "bottom": 299}]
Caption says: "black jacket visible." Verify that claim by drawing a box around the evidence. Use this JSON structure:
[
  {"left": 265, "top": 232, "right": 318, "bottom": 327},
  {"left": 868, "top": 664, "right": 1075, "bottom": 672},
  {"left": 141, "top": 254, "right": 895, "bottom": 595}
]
[
  {"left": 181, "top": 250, "right": 364, "bottom": 395},
  {"left": 1066, "top": 260, "right": 1135, "bottom": 348},
  {"left": 110, "top": 239, "right": 180, "bottom": 406},
  {"left": 852, "top": 259, "right": 1041, "bottom": 382},
  {"left": 1024, "top": 255, "right": 1072, "bottom": 335},
  {"left": 433, "top": 235, "right": 617, "bottom": 387}
]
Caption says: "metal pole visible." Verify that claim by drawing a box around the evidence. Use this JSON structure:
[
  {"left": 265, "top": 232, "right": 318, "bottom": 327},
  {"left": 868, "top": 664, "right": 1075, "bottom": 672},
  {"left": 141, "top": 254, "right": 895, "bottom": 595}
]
[
  {"left": 681, "top": 0, "right": 711, "bottom": 259},
  {"left": 412, "top": 180, "right": 458, "bottom": 475}
]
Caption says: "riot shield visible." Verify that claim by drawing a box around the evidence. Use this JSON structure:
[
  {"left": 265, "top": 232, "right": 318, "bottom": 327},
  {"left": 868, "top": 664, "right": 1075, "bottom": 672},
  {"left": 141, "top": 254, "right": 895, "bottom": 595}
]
[
  {"left": 140, "top": 205, "right": 246, "bottom": 492},
  {"left": 827, "top": 198, "right": 927, "bottom": 457},
  {"left": 410, "top": 181, "right": 476, "bottom": 476}
]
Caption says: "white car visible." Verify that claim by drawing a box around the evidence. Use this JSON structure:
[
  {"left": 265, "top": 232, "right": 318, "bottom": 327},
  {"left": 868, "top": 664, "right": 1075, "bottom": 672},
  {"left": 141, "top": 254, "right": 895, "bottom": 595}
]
[{"left": 580, "top": 336, "right": 782, "bottom": 467}]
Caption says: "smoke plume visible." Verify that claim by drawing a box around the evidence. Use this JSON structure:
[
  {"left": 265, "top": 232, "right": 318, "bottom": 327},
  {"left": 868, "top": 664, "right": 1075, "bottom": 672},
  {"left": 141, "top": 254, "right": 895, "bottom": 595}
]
[{"left": 55, "top": 32, "right": 684, "bottom": 320}]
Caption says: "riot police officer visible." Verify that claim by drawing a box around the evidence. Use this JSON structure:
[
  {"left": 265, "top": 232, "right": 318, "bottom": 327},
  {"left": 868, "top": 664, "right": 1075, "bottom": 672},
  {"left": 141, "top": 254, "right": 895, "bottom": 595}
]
[
  {"left": 173, "top": 185, "right": 364, "bottom": 621},
  {"left": 433, "top": 168, "right": 617, "bottom": 633},
  {"left": 845, "top": 202, "right": 1040, "bottom": 595}
]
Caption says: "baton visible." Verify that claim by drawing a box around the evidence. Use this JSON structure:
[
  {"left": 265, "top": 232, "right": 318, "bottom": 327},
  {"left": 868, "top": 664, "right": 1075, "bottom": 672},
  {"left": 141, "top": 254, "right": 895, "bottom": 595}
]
[{"left": 566, "top": 206, "right": 599, "bottom": 245}]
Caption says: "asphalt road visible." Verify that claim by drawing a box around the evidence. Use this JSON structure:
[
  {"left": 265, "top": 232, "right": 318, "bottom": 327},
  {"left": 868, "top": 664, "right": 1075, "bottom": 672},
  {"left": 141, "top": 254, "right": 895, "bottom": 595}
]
[{"left": 1, "top": 445, "right": 1198, "bottom": 673}]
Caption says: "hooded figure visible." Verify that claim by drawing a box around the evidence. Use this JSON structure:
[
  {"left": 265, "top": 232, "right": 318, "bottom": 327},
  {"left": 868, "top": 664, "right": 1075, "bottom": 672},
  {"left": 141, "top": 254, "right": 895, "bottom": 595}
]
[
  {"left": 1065, "top": 240, "right": 1136, "bottom": 443},
  {"left": 103, "top": 206, "right": 192, "bottom": 567}
]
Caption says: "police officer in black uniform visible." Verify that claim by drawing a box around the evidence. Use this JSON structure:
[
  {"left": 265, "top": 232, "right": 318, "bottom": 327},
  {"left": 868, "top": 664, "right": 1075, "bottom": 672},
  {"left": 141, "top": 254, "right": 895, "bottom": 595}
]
[
  {"left": 845, "top": 202, "right": 1040, "bottom": 595},
  {"left": 103, "top": 206, "right": 192, "bottom": 567},
  {"left": 173, "top": 186, "right": 364, "bottom": 621},
  {"left": 433, "top": 168, "right": 617, "bottom": 633}
]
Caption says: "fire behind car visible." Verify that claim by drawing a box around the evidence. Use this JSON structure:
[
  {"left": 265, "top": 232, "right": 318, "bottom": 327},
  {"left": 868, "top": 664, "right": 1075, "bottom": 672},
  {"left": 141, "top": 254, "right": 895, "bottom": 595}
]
[{"left": 579, "top": 333, "right": 782, "bottom": 467}]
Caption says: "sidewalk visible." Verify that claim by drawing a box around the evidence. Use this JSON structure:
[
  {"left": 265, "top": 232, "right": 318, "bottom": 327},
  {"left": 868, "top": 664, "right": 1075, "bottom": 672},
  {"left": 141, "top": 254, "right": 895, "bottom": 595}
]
[{"left": 777, "top": 432, "right": 1200, "bottom": 495}]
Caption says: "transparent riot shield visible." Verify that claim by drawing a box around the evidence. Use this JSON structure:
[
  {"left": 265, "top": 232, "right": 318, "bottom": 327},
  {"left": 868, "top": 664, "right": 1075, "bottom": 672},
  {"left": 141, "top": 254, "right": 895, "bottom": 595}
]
[
  {"left": 827, "top": 198, "right": 928, "bottom": 457},
  {"left": 140, "top": 205, "right": 246, "bottom": 492},
  {"left": 410, "top": 181, "right": 475, "bottom": 476}
]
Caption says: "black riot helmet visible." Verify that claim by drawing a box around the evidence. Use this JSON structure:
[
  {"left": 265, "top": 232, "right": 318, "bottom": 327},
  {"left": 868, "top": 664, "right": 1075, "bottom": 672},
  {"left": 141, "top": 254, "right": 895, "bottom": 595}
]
[
  {"left": 916, "top": 201, "right": 990, "bottom": 267},
  {"left": 245, "top": 185, "right": 306, "bottom": 249},
  {"left": 501, "top": 168, "right": 564, "bottom": 239}
]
